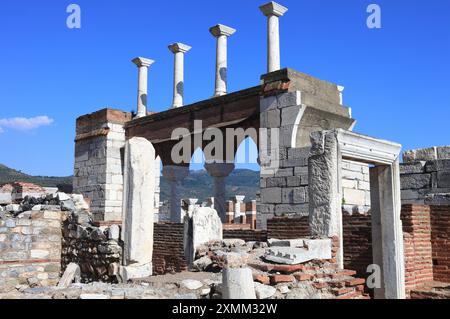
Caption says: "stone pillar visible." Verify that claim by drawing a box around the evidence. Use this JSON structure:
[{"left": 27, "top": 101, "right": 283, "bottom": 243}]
[
  {"left": 259, "top": 2, "right": 288, "bottom": 73},
  {"left": 234, "top": 195, "right": 246, "bottom": 223},
  {"left": 132, "top": 57, "right": 154, "bottom": 118},
  {"left": 209, "top": 24, "right": 236, "bottom": 96},
  {"left": 204, "top": 163, "right": 235, "bottom": 222},
  {"left": 162, "top": 165, "right": 189, "bottom": 222},
  {"left": 182, "top": 198, "right": 198, "bottom": 219},
  {"left": 168, "top": 43, "right": 191, "bottom": 108},
  {"left": 120, "top": 137, "right": 156, "bottom": 281}
]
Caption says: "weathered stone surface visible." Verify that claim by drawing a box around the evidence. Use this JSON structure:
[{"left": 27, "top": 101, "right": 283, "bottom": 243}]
[
  {"left": 222, "top": 267, "right": 256, "bottom": 299},
  {"left": 437, "top": 146, "right": 450, "bottom": 160},
  {"left": 57, "top": 263, "right": 81, "bottom": 288},
  {"left": 181, "top": 279, "right": 203, "bottom": 290},
  {"left": 401, "top": 174, "right": 431, "bottom": 189},
  {"left": 254, "top": 282, "right": 276, "bottom": 299},
  {"left": 185, "top": 207, "right": 222, "bottom": 265},
  {"left": 400, "top": 162, "right": 426, "bottom": 174},
  {"left": 403, "top": 147, "right": 437, "bottom": 162},
  {"left": 192, "top": 256, "right": 213, "bottom": 271},
  {"left": 437, "top": 171, "right": 450, "bottom": 188},
  {"left": 121, "top": 137, "right": 155, "bottom": 279},
  {"left": 264, "top": 239, "right": 332, "bottom": 265}
]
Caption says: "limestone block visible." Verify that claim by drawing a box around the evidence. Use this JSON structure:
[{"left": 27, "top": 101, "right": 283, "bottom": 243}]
[
  {"left": 401, "top": 189, "right": 421, "bottom": 200},
  {"left": 222, "top": 268, "right": 256, "bottom": 299},
  {"left": 400, "top": 174, "right": 431, "bottom": 190},
  {"left": 437, "top": 171, "right": 450, "bottom": 188},
  {"left": 190, "top": 207, "right": 223, "bottom": 253},
  {"left": 426, "top": 159, "right": 450, "bottom": 172},
  {"left": 400, "top": 162, "right": 426, "bottom": 174},
  {"left": 261, "top": 109, "right": 281, "bottom": 128},
  {"left": 119, "top": 263, "right": 152, "bottom": 282},
  {"left": 281, "top": 105, "right": 301, "bottom": 126},
  {"left": 437, "top": 146, "right": 450, "bottom": 159},
  {"left": 343, "top": 188, "right": 366, "bottom": 206},
  {"left": 181, "top": 279, "right": 203, "bottom": 290},
  {"left": 254, "top": 282, "right": 276, "bottom": 299},
  {"left": 403, "top": 147, "right": 437, "bottom": 162},
  {"left": 342, "top": 179, "right": 357, "bottom": 189},
  {"left": 57, "top": 263, "right": 81, "bottom": 288},
  {"left": 266, "top": 177, "right": 286, "bottom": 187},
  {"left": 260, "top": 188, "right": 282, "bottom": 204},
  {"left": 264, "top": 239, "right": 331, "bottom": 264},
  {"left": 121, "top": 137, "right": 155, "bottom": 276}
]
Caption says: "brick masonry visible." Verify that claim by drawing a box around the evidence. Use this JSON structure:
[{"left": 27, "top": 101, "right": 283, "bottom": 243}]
[
  {"left": 430, "top": 205, "right": 450, "bottom": 283},
  {"left": 153, "top": 223, "right": 188, "bottom": 275},
  {"left": 0, "top": 210, "right": 63, "bottom": 288}
]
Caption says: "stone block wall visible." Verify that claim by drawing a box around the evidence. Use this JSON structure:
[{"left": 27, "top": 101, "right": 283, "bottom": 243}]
[
  {"left": 153, "top": 222, "right": 188, "bottom": 275},
  {"left": 0, "top": 210, "right": 63, "bottom": 288},
  {"left": 401, "top": 146, "right": 450, "bottom": 205},
  {"left": 61, "top": 215, "right": 122, "bottom": 283},
  {"left": 341, "top": 161, "right": 371, "bottom": 214},
  {"left": 74, "top": 108, "right": 131, "bottom": 222}
]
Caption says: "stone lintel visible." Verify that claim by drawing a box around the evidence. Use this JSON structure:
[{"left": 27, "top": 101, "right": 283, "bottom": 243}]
[
  {"left": 209, "top": 24, "right": 236, "bottom": 37},
  {"left": 259, "top": 1, "right": 288, "bottom": 17}
]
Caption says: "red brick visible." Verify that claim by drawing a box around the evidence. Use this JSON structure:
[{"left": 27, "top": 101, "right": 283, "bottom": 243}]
[
  {"left": 270, "top": 275, "right": 295, "bottom": 285},
  {"left": 253, "top": 274, "right": 270, "bottom": 285}
]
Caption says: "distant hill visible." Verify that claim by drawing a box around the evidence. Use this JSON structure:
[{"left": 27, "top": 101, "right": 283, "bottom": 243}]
[
  {"left": 0, "top": 164, "right": 73, "bottom": 192},
  {"left": 0, "top": 164, "right": 259, "bottom": 201},
  {"left": 160, "top": 169, "right": 260, "bottom": 202}
]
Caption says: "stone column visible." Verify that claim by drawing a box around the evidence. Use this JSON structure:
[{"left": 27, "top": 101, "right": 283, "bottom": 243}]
[
  {"left": 132, "top": 57, "right": 154, "bottom": 118},
  {"left": 168, "top": 43, "right": 191, "bottom": 108},
  {"left": 120, "top": 137, "right": 156, "bottom": 281},
  {"left": 234, "top": 195, "right": 246, "bottom": 222},
  {"left": 204, "top": 163, "right": 235, "bottom": 222},
  {"left": 259, "top": 2, "right": 288, "bottom": 73},
  {"left": 209, "top": 24, "right": 236, "bottom": 96},
  {"left": 162, "top": 165, "right": 189, "bottom": 222}
]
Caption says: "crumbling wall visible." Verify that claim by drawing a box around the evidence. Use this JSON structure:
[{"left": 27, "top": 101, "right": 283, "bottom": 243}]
[
  {"left": 61, "top": 214, "right": 123, "bottom": 283},
  {"left": 0, "top": 210, "right": 63, "bottom": 288}
]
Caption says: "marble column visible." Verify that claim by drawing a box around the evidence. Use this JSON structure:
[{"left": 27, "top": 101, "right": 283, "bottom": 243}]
[
  {"left": 209, "top": 24, "right": 236, "bottom": 96},
  {"left": 259, "top": 2, "right": 288, "bottom": 73},
  {"left": 168, "top": 43, "right": 191, "bottom": 108},
  {"left": 162, "top": 165, "right": 189, "bottom": 222},
  {"left": 204, "top": 163, "right": 235, "bottom": 222},
  {"left": 132, "top": 57, "right": 154, "bottom": 118},
  {"left": 234, "top": 195, "right": 246, "bottom": 223}
]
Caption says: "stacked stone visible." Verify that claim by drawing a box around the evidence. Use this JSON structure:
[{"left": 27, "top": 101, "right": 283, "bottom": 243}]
[
  {"left": 61, "top": 216, "right": 122, "bottom": 283},
  {"left": 259, "top": 144, "right": 310, "bottom": 228},
  {"left": 341, "top": 160, "right": 371, "bottom": 214},
  {"left": 73, "top": 109, "right": 132, "bottom": 222},
  {"left": 401, "top": 146, "right": 450, "bottom": 205},
  {"left": 0, "top": 210, "right": 63, "bottom": 288}
]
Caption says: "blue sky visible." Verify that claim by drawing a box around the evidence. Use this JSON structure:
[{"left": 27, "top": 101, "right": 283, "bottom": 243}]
[{"left": 0, "top": 0, "right": 449, "bottom": 176}]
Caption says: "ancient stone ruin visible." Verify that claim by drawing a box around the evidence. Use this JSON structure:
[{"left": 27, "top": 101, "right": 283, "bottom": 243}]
[{"left": 0, "top": 1, "right": 449, "bottom": 300}]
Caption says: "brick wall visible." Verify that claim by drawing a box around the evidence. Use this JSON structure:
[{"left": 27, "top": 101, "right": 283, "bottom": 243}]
[
  {"left": 0, "top": 210, "right": 63, "bottom": 288},
  {"left": 153, "top": 223, "right": 188, "bottom": 275},
  {"left": 430, "top": 205, "right": 450, "bottom": 282},
  {"left": 61, "top": 216, "right": 122, "bottom": 283},
  {"left": 223, "top": 229, "right": 267, "bottom": 242},
  {"left": 401, "top": 205, "right": 434, "bottom": 295},
  {"left": 342, "top": 213, "right": 372, "bottom": 278},
  {"left": 267, "top": 217, "right": 310, "bottom": 239}
]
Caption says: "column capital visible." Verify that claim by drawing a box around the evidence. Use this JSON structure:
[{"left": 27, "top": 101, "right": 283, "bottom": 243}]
[
  {"left": 209, "top": 24, "right": 236, "bottom": 38},
  {"left": 234, "top": 195, "right": 246, "bottom": 203},
  {"left": 168, "top": 43, "right": 192, "bottom": 54},
  {"left": 204, "top": 163, "right": 235, "bottom": 177},
  {"left": 132, "top": 57, "right": 154, "bottom": 68},
  {"left": 259, "top": 1, "right": 288, "bottom": 17}
]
